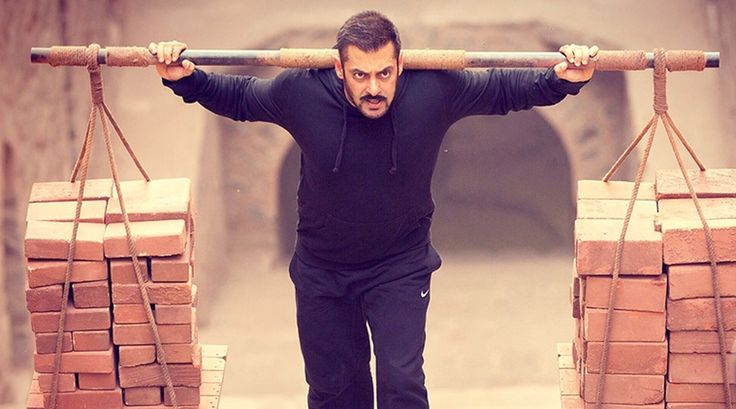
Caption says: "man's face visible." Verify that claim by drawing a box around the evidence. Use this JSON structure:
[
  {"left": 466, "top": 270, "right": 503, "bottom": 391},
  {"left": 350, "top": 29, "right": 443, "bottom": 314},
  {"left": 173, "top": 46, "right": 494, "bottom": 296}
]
[{"left": 335, "top": 42, "right": 404, "bottom": 119}]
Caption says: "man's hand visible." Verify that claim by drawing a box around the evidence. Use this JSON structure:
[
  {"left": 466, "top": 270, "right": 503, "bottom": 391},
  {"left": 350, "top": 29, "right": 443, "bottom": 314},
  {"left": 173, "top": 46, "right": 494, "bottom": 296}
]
[
  {"left": 148, "top": 41, "right": 195, "bottom": 81},
  {"left": 554, "top": 44, "right": 599, "bottom": 83}
]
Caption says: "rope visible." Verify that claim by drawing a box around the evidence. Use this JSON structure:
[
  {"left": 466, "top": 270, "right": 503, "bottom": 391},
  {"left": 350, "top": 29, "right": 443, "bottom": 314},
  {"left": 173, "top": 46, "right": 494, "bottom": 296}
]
[
  {"left": 593, "top": 49, "right": 732, "bottom": 408},
  {"left": 48, "top": 43, "right": 176, "bottom": 409}
]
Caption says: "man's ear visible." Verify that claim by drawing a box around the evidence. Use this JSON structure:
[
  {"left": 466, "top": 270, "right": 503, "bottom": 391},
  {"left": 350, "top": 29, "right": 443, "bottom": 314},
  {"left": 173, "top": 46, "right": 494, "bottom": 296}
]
[
  {"left": 398, "top": 51, "right": 405, "bottom": 76},
  {"left": 333, "top": 55, "right": 344, "bottom": 80}
]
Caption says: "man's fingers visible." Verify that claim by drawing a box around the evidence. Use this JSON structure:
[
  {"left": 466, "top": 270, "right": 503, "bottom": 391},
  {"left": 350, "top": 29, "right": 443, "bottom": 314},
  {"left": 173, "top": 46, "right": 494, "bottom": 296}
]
[
  {"left": 157, "top": 42, "right": 166, "bottom": 63},
  {"left": 148, "top": 42, "right": 158, "bottom": 55},
  {"left": 580, "top": 46, "right": 590, "bottom": 66},
  {"left": 172, "top": 42, "right": 187, "bottom": 62},
  {"left": 554, "top": 61, "right": 568, "bottom": 77},
  {"left": 182, "top": 59, "right": 196, "bottom": 73},
  {"left": 163, "top": 44, "right": 173, "bottom": 64},
  {"left": 572, "top": 45, "right": 583, "bottom": 67}
]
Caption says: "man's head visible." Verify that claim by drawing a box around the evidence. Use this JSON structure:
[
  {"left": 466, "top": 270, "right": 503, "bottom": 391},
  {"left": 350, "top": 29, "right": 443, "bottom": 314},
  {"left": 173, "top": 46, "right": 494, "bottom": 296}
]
[{"left": 334, "top": 11, "right": 404, "bottom": 119}]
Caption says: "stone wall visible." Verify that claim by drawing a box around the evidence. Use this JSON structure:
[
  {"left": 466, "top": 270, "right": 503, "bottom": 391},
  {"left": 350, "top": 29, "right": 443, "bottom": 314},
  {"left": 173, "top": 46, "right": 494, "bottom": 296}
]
[{"left": 0, "top": 0, "right": 123, "bottom": 403}]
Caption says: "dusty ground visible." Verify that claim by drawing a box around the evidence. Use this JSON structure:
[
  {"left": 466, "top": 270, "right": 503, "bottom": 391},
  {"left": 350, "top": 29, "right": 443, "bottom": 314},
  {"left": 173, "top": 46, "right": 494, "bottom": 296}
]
[{"left": 199, "top": 250, "right": 574, "bottom": 408}]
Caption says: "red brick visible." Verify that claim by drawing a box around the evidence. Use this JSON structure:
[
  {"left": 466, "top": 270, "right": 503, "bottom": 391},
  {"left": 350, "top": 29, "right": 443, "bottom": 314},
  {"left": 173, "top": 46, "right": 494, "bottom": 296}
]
[
  {"left": 78, "top": 371, "right": 117, "bottom": 390},
  {"left": 72, "top": 330, "right": 111, "bottom": 351},
  {"left": 118, "top": 359, "right": 201, "bottom": 388},
  {"left": 669, "top": 331, "right": 736, "bottom": 353},
  {"left": 124, "top": 386, "right": 162, "bottom": 405},
  {"left": 577, "top": 180, "right": 656, "bottom": 201},
  {"left": 25, "top": 284, "right": 63, "bottom": 313},
  {"left": 668, "top": 263, "right": 736, "bottom": 300},
  {"left": 120, "top": 345, "right": 157, "bottom": 367},
  {"left": 583, "top": 308, "right": 665, "bottom": 342},
  {"left": 72, "top": 279, "right": 110, "bottom": 308},
  {"left": 150, "top": 240, "right": 192, "bottom": 282},
  {"left": 584, "top": 276, "right": 666, "bottom": 312},
  {"left": 34, "top": 346, "right": 115, "bottom": 373},
  {"left": 659, "top": 197, "right": 736, "bottom": 222},
  {"left": 584, "top": 341, "right": 667, "bottom": 375},
  {"left": 35, "top": 332, "right": 72, "bottom": 354},
  {"left": 104, "top": 220, "right": 187, "bottom": 258},
  {"left": 112, "top": 281, "right": 192, "bottom": 305},
  {"left": 666, "top": 404, "right": 736, "bottom": 409},
  {"left": 582, "top": 372, "right": 664, "bottom": 404},
  {"left": 163, "top": 386, "right": 199, "bottom": 405},
  {"left": 25, "top": 220, "right": 106, "bottom": 261},
  {"left": 29, "top": 179, "right": 113, "bottom": 203},
  {"left": 160, "top": 343, "right": 199, "bottom": 364},
  {"left": 669, "top": 353, "right": 736, "bottom": 384},
  {"left": 115, "top": 303, "right": 150, "bottom": 324},
  {"left": 106, "top": 178, "right": 191, "bottom": 224},
  {"left": 30, "top": 303, "right": 110, "bottom": 333},
  {"left": 155, "top": 305, "right": 193, "bottom": 325},
  {"left": 26, "top": 200, "right": 107, "bottom": 223},
  {"left": 667, "top": 382, "right": 736, "bottom": 403},
  {"left": 121, "top": 405, "right": 198, "bottom": 409},
  {"left": 568, "top": 400, "right": 665, "bottom": 409},
  {"left": 576, "top": 199, "right": 657, "bottom": 220},
  {"left": 110, "top": 258, "right": 150, "bottom": 284},
  {"left": 575, "top": 219, "right": 662, "bottom": 276},
  {"left": 36, "top": 372, "right": 76, "bottom": 393},
  {"left": 667, "top": 298, "right": 736, "bottom": 331},
  {"left": 113, "top": 322, "right": 192, "bottom": 345},
  {"left": 656, "top": 169, "right": 736, "bottom": 200},
  {"left": 41, "top": 388, "right": 123, "bottom": 409},
  {"left": 26, "top": 260, "right": 107, "bottom": 288},
  {"left": 662, "top": 218, "right": 736, "bottom": 264}
]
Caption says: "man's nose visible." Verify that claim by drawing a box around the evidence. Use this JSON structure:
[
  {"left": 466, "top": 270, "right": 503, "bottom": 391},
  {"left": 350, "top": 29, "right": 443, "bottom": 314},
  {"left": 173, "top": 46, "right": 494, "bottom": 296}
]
[{"left": 368, "top": 77, "right": 380, "bottom": 95}]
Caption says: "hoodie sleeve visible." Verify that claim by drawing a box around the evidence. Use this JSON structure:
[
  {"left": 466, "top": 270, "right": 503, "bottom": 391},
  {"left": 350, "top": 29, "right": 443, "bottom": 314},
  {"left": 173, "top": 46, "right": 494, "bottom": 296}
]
[
  {"left": 163, "top": 68, "right": 292, "bottom": 126},
  {"left": 444, "top": 67, "right": 587, "bottom": 121}
]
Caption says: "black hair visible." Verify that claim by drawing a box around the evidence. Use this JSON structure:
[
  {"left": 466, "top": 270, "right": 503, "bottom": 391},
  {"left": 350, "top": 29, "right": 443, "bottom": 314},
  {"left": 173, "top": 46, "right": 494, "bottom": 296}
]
[{"left": 335, "top": 11, "right": 401, "bottom": 62}]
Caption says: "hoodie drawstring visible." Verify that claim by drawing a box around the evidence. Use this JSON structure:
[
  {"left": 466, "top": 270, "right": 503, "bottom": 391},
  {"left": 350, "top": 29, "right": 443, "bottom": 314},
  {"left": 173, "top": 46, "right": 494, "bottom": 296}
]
[{"left": 332, "top": 103, "right": 399, "bottom": 175}]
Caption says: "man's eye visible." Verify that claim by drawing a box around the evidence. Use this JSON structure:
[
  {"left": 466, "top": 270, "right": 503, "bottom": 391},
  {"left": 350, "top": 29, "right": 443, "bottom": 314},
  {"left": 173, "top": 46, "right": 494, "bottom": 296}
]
[
  {"left": 354, "top": 72, "right": 365, "bottom": 79},
  {"left": 379, "top": 71, "right": 391, "bottom": 79}
]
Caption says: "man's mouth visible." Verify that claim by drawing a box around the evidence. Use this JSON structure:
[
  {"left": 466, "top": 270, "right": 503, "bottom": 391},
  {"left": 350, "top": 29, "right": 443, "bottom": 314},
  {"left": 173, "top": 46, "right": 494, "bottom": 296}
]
[{"left": 361, "top": 96, "right": 386, "bottom": 108}]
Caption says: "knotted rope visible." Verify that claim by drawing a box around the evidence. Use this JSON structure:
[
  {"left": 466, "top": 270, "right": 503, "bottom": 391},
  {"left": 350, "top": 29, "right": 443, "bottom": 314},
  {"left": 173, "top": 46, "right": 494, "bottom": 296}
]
[
  {"left": 48, "top": 44, "right": 179, "bottom": 409},
  {"left": 594, "top": 49, "right": 730, "bottom": 408}
]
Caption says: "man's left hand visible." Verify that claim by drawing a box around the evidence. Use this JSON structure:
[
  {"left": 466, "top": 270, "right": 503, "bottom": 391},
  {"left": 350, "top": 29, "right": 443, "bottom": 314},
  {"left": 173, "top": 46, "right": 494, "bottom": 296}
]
[{"left": 554, "top": 44, "right": 599, "bottom": 83}]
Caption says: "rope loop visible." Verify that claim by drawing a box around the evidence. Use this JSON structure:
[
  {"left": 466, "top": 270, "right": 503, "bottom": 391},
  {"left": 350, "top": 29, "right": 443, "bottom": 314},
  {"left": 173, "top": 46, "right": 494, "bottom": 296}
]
[
  {"left": 87, "top": 43, "right": 104, "bottom": 104},
  {"left": 653, "top": 48, "right": 668, "bottom": 114}
]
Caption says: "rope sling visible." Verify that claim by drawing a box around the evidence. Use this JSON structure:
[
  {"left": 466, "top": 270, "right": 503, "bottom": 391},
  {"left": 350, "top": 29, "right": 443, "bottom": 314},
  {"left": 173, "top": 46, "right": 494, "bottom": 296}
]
[
  {"left": 594, "top": 49, "right": 732, "bottom": 408},
  {"left": 47, "top": 44, "right": 180, "bottom": 409}
]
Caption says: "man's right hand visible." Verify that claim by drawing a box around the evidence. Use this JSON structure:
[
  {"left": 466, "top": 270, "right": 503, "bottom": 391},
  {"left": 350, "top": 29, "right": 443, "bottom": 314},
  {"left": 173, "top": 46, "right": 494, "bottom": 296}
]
[{"left": 148, "top": 41, "right": 195, "bottom": 81}]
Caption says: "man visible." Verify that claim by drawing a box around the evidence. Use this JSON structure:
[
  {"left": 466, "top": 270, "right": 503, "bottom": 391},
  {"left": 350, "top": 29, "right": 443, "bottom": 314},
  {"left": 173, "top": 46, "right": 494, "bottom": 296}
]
[{"left": 151, "top": 10, "right": 597, "bottom": 409}]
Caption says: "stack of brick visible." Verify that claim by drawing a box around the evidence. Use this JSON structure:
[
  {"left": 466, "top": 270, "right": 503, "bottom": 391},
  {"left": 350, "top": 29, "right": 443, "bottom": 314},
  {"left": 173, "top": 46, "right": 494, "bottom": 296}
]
[
  {"left": 23, "top": 178, "right": 201, "bottom": 409},
  {"left": 569, "top": 179, "right": 667, "bottom": 407},
  {"left": 657, "top": 169, "right": 736, "bottom": 407}
]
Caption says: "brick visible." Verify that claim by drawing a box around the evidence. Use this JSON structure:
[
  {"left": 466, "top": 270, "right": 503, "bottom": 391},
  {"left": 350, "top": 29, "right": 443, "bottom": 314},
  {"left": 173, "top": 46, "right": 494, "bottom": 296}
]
[
  {"left": 666, "top": 404, "right": 736, "bottom": 409},
  {"left": 110, "top": 258, "right": 150, "bottom": 284},
  {"left": 34, "top": 346, "right": 115, "bottom": 373},
  {"left": 121, "top": 405, "right": 198, "bottom": 409},
  {"left": 655, "top": 169, "right": 736, "bottom": 200},
  {"left": 35, "top": 332, "right": 72, "bottom": 354},
  {"left": 576, "top": 199, "right": 657, "bottom": 220},
  {"left": 150, "top": 240, "right": 192, "bottom": 282},
  {"left": 577, "top": 180, "right": 656, "bottom": 201},
  {"left": 669, "top": 331, "right": 736, "bottom": 353},
  {"left": 659, "top": 197, "right": 736, "bottom": 222},
  {"left": 662, "top": 218, "right": 736, "bottom": 264},
  {"left": 72, "top": 279, "right": 110, "bottom": 308},
  {"left": 124, "top": 387, "right": 162, "bottom": 405},
  {"left": 29, "top": 179, "right": 113, "bottom": 203},
  {"left": 584, "top": 276, "right": 666, "bottom": 312},
  {"left": 26, "top": 200, "right": 107, "bottom": 223},
  {"left": 118, "top": 360, "right": 201, "bottom": 388},
  {"left": 115, "top": 303, "right": 150, "bottom": 324},
  {"left": 41, "top": 388, "right": 123, "bottom": 409},
  {"left": 163, "top": 386, "right": 200, "bottom": 405},
  {"left": 112, "top": 281, "right": 192, "bottom": 305},
  {"left": 668, "top": 353, "right": 736, "bottom": 384},
  {"left": 113, "top": 322, "right": 192, "bottom": 345},
  {"left": 668, "top": 263, "right": 736, "bottom": 300},
  {"left": 155, "top": 305, "right": 193, "bottom": 325},
  {"left": 582, "top": 372, "right": 664, "bottom": 404},
  {"left": 667, "top": 382, "right": 736, "bottom": 403},
  {"left": 584, "top": 341, "right": 667, "bottom": 375},
  {"left": 25, "top": 284, "right": 63, "bottom": 313},
  {"left": 25, "top": 220, "right": 106, "bottom": 261},
  {"left": 104, "top": 220, "right": 187, "bottom": 258},
  {"left": 667, "top": 298, "right": 736, "bottom": 331},
  {"left": 120, "top": 345, "right": 157, "bottom": 367},
  {"left": 30, "top": 303, "right": 110, "bottom": 333},
  {"left": 575, "top": 219, "right": 662, "bottom": 276},
  {"left": 72, "top": 330, "right": 111, "bottom": 351},
  {"left": 26, "top": 260, "right": 107, "bottom": 288},
  {"left": 106, "top": 178, "right": 191, "bottom": 223},
  {"left": 78, "top": 371, "right": 117, "bottom": 390},
  {"left": 160, "top": 343, "right": 199, "bottom": 364},
  {"left": 583, "top": 308, "right": 665, "bottom": 342},
  {"left": 36, "top": 373, "right": 76, "bottom": 393},
  {"left": 563, "top": 398, "right": 665, "bottom": 409}
]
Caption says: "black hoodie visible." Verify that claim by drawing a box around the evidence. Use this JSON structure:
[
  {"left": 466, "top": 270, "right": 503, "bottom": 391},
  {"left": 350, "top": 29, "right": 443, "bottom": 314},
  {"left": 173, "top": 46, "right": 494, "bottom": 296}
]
[{"left": 164, "top": 66, "right": 585, "bottom": 270}]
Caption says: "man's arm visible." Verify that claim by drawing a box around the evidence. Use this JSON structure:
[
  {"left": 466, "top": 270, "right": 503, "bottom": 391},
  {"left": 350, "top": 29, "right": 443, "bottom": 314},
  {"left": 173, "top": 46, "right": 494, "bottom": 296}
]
[{"left": 150, "top": 41, "right": 289, "bottom": 125}]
